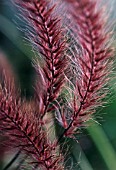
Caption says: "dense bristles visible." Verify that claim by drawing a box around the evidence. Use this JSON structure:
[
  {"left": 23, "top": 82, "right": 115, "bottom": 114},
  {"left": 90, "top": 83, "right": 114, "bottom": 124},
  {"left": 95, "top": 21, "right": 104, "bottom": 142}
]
[
  {"left": 0, "top": 0, "right": 115, "bottom": 169},
  {"left": 0, "top": 54, "right": 64, "bottom": 170},
  {"left": 15, "top": 0, "right": 68, "bottom": 118},
  {"left": 57, "top": 0, "right": 114, "bottom": 138}
]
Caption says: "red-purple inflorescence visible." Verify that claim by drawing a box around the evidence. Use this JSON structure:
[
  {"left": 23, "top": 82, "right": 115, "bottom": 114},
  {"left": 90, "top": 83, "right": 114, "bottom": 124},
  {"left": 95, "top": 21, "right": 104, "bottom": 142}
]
[
  {"left": 0, "top": 0, "right": 114, "bottom": 169},
  {"left": 56, "top": 0, "right": 114, "bottom": 138}
]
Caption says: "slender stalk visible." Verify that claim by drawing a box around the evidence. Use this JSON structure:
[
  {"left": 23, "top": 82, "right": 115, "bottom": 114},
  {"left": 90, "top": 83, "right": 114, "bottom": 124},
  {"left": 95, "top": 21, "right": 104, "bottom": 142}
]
[{"left": 3, "top": 150, "right": 21, "bottom": 170}]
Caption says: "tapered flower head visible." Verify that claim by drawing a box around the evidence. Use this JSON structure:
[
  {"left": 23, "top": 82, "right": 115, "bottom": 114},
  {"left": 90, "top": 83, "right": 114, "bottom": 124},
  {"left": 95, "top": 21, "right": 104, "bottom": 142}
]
[{"left": 56, "top": 0, "right": 114, "bottom": 138}]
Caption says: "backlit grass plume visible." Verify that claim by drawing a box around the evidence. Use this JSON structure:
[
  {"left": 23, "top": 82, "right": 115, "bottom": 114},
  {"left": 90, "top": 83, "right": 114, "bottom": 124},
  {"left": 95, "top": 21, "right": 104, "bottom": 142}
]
[
  {"left": 0, "top": 52, "right": 64, "bottom": 170},
  {"left": 0, "top": 0, "right": 115, "bottom": 169},
  {"left": 57, "top": 0, "right": 114, "bottom": 139},
  {"left": 15, "top": 0, "right": 68, "bottom": 119}
]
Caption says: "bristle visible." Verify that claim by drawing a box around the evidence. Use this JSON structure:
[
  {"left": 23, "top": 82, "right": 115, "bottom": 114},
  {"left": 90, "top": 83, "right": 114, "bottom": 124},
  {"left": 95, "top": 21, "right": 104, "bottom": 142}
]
[
  {"left": 57, "top": 0, "right": 114, "bottom": 138},
  {"left": 15, "top": 0, "right": 68, "bottom": 118},
  {"left": 0, "top": 54, "right": 64, "bottom": 170},
  {"left": 0, "top": 0, "right": 115, "bottom": 169}
]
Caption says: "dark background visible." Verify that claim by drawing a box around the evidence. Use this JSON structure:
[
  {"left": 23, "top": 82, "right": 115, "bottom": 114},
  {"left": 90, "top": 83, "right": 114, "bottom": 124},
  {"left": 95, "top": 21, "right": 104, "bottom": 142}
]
[{"left": 0, "top": 0, "right": 116, "bottom": 170}]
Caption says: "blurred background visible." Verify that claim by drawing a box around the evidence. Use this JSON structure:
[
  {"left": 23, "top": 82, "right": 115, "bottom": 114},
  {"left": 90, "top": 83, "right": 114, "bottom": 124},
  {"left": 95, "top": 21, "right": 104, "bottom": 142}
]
[{"left": 0, "top": 0, "right": 116, "bottom": 170}]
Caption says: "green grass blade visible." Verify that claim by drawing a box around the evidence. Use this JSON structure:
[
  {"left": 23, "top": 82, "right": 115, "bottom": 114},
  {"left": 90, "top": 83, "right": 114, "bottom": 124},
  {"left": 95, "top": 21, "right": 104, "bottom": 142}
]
[{"left": 88, "top": 124, "right": 116, "bottom": 170}]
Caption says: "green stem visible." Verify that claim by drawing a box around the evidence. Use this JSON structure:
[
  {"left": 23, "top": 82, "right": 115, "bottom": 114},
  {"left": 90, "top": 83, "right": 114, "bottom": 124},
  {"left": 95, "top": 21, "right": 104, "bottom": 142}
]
[{"left": 88, "top": 123, "right": 116, "bottom": 170}]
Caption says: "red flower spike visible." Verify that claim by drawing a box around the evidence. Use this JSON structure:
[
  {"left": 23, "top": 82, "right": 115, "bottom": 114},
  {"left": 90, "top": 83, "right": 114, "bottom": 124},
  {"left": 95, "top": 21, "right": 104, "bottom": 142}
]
[
  {"left": 0, "top": 54, "right": 64, "bottom": 170},
  {"left": 15, "top": 0, "right": 68, "bottom": 118},
  {"left": 58, "top": 0, "right": 114, "bottom": 139},
  {"left": 0, "top": 0, "right": 115, "bottom": 169}
]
